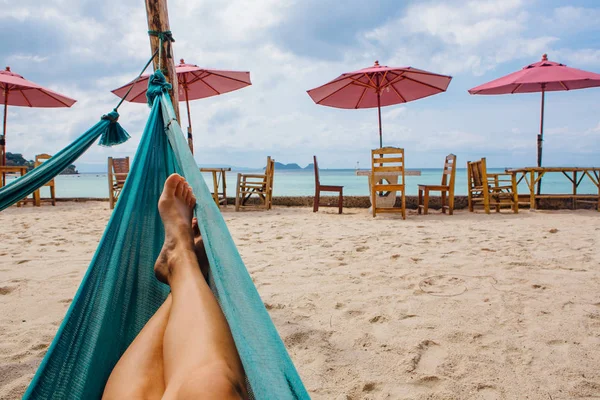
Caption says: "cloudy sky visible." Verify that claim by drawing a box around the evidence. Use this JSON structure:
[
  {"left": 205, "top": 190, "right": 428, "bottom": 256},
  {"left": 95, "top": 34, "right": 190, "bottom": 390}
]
[{"left": 2, "top": 0, "right": 600, "bottom": 171}]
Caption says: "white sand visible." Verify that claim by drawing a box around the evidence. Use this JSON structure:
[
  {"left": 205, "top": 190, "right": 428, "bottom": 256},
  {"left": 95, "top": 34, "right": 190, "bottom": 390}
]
[{"left": 1, "top": 202, "right": 600, "bottom": 399}]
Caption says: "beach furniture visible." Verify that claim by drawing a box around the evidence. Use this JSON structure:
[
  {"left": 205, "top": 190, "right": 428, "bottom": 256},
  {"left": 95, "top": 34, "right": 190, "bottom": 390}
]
[
  {"left": 506, "top": 167, "right": 600, "bottom": 211},
  {"left": 307, "top": 61, "right": 452, "bottom": 147},
  {"left": 200, "top": 167, "right": 231, "bottom": 208},
  {"left": 0, "top": 66, "right": 76, "bottom": 187},
  {"left": 235, "top": 156, "right": 275, "bottom": 211},
  {"left": 371, "top": 147, "right": 406, "bottom": 219},
  {"left": 31, "top": 154, "right": 56, "bottom": 206},
  {"left": 112, "top": 59, "right": 251, "bottom": 154},
  {"left": 467, "top": 158, "right": 518, "bottom": 214},
  {"left": 418, "top": 154, "right": 457, "bottom": 215},
  {"left": 108, "top": 156, "right": 130, "bottom": 209},
  {"left": 469, "top": 54, "right": 600, "bottom": 193},
  {"left": 312, "top": 155, "right": 343, "bottom": 214}
]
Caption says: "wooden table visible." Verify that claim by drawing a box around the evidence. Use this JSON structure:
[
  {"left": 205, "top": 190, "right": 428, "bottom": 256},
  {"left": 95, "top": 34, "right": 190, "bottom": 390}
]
[
  {"left": 506, "top": 167, "right": 600, "bottom": 211},
  {"left": 0, "top": 166, "right": 28, "bottom": 187},
  {"left": 200, "top": 167, "right": 231, "bottom": 207},
  {"left": 1, "top": 166, "right": 29, "bottom": 207},
  {"left": 356, "top": 169, "right": 421, "bottom": 208}
]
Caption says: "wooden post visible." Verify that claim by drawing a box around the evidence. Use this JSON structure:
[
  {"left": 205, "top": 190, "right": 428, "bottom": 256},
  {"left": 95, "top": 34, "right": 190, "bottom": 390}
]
[{"left": 145, "top": 0, "right": 180, "bottom": 122}]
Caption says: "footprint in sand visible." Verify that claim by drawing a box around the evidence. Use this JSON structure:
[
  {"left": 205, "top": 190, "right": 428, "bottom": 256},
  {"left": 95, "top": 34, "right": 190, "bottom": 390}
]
[
  {"left": 476, "top": 384, "right": 502, "bottom": 400},
  {"left": 0, "top": 286, "right": 17, "bottom": 295}
]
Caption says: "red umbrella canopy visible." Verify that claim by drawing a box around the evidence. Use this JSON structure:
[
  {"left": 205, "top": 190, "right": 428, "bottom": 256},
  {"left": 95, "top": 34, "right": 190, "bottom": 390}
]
[
  {"left": 307, "top": 61, "right": 451, "bottom": 147},
  {"left": 469, "top": 54, "right": 600, "bottom": 168},
  {"left": 111, "top": 59, "right": 252, "bottom": 103},
  {"left": 0, "top": 66, "right": 77, "bottom": 108},
  {"left": 469, "top": 54, "right": 600, "bottom": 95},
  {"left": 307, "top": 60, "right": 452, "bottom": 109}
]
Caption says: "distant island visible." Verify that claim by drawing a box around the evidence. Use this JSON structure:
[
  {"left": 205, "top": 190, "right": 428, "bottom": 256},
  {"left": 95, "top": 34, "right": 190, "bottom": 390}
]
[{"left": 5, "top": 152, "right": 78, "bottom": 175}]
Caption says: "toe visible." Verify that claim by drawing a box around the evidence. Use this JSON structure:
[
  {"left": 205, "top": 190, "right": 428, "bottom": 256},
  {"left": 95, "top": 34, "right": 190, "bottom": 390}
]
[
  {"left": 175, "top": 180, "right": 185, "bottom": 198},
  {"left": 163, "top": 174, "right": 183, "bottom": 196}
]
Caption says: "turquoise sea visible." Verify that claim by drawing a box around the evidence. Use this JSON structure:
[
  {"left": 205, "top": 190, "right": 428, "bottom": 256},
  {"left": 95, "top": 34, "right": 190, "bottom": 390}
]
[{"left": 6, "top": 168, "right": 599, "bottom": 198}]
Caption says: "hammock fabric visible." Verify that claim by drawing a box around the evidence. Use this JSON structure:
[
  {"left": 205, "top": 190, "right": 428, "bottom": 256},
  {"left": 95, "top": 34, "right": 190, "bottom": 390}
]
[{"left": 13, "top": 71, "right": 308, "bottom": 399}]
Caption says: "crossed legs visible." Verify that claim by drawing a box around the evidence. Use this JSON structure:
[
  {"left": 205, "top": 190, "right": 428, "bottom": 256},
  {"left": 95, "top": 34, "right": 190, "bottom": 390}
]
[{"left": 102, "top": 174, "right": 247, "bottom": 400}]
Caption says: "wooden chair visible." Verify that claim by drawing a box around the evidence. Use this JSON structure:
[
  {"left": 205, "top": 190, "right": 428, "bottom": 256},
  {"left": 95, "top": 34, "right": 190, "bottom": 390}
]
[
  {"left": 235, "top": 156, "right": 275, "bottom": 211},
  {"left": 313, "top": 155, "right": 343, "bottom": 214},
  {"left": 418, "top": 154, "right": 457, "bottom": 215},
  {"left": 371, "top": 147, "right": 406, "bottom": 219},
  {"left": 33, "top": 154, "right": 56, "bottom": 206},
  {"left": 467, "top": 158, "right": 518, "bottom": 214},
  {"left": 108, "top": 156, "right": 130, "bottom": 210}
]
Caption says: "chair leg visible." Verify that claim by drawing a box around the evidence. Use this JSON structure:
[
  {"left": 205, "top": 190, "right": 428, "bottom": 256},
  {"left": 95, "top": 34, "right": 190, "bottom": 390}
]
[
  {"left": 441, "top": 191, "right": 446, "bottom": 214},
  {"left": 423, "top": 189, "right": 429, "bottom": 215},
  {"left": 338, "top": 190, "right": 343, "bottom": 214},
  {"left": 468, "top": 190, "right": 473, "bottom": 212},
  {"left": 313, "top": 190, "right": 319, "bottom": 212},
  {"left": 417, "top": 188, "right": 423, "bottom": 214},
  {"left": 235, "top": 174, "right": 241, "bottom": 212},
  {"left": 51, "top": 185, "right": 56, "bottom": 206},
  {"left": 448, "top": 191, "right": 454, "bottom": 215},
  {"left": 401, "top": 190, "right": 406, "bottom": 220}
]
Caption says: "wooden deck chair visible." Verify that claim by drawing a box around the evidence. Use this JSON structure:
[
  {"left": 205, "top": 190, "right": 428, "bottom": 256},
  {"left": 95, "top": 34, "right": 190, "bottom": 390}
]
[
  {"left": 32, "top": 154, "right": 56, "bottom": 206},
  {"left": 235, "top": 156, "right": 275, "bottom": 211},
  {"left": 371, "top": 147, "right": 406, "bottom": 219},
  {"left": 108, "top": 156, "right": 130, "bottom": 210},
  {"left": 467, "top": 157, "right": 518, "bottom": 214},
  {"left": 418, "top": 154, "right": 457, "bottom": 215},
  {"left": 313, "top": 155, "right": 343, "bottom": 214}
]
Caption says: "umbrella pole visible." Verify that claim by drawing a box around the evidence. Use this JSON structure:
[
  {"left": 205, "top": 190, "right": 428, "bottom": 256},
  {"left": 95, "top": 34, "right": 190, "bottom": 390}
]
[
  {"left": 376, "top": 76, "right": 383, "bottom": 148},
  {"left": 536, "top": 86, "right": 545, "bottom": 195},
  {"left": 1, "top": 88, "right": 8, "bottom": 186},
  {"left": 184, "top": 85, "right": 194, "bottom": 154}
]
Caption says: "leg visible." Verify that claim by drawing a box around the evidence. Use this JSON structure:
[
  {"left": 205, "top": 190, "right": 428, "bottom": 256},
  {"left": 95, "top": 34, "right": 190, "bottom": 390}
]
[
  {"left": 155, "top": 174, "right": 247, "bottom": 400},
  {"left": 102, "top": 296, "right": 172, "bottom": 400},
  {"left": 441, "top": 190, "right": 446, "bottom": 214},
  {"left": 417, "top": 187, "right": 423, "bottom": 214},
  {"left": 313, "top": 190, "right": 319, "bottom": 212},
  {"left": 423, "top": 189, "right": 429, "bottom": 215},
  {"left": 338, "top": 189, "right": 343, "bottom": 214}
]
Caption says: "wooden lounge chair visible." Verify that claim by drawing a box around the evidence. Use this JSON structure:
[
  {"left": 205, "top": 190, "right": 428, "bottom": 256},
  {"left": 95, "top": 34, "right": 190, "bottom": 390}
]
[
  {"left": 371, "top": 147, "right": 406, "bottom": 219},
  {"left": 235, "top": 156, "right": 275, "bottom": 211},
  {"left": 467, "top": 157, "right": 518, "bottom": 214},
  {"left": 313, "top": 155, "right": 343, "bottom": 214},
  {"left": 33, "top": 154, "right": 56, "bottom": 206},
  {"left": 418, "top": 154, "right": 457, "bottom": 215},
  {"left": 108, "top": 156, "right": 130, "bottom": 210}
]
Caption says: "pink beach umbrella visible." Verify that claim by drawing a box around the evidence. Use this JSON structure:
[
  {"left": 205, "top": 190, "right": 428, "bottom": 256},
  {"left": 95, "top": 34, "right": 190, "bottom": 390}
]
[
  {"left": 307, "top": 61, "right": 452, "bottom": 147},
  {"left": 0, "top": 66, "right": 76, "bottom": 181},
  {"left": 469, "top": 54, "right": 600, "bottom": 167},
  {"left": 112, "top": 59, "right": 252, "bottom": 152}
]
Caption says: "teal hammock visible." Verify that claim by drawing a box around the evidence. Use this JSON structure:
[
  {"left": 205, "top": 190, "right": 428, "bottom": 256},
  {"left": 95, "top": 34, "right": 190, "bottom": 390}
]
[{"left": 2, "top": 72, "right": 309, "bottom": 399}]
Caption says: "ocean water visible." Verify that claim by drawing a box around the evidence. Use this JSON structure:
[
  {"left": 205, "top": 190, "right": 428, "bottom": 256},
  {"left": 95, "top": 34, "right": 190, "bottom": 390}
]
[{"left": 6, "top": 168, "right": 599, "bottom": 198}]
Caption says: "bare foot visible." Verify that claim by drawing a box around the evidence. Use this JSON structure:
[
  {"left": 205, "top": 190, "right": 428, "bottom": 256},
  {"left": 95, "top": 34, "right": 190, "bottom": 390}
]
[
  {"left": 154, "top": 174, "right": 197, "bottom": 284},
  {"left": 192, "top": 217, "right": 210, "bottom": 281}
]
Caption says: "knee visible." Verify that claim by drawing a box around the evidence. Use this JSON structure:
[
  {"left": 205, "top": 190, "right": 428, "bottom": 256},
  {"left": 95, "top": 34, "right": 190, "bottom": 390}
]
[{"left": 178, "top": 363, "right": 246, "bottom": 399}]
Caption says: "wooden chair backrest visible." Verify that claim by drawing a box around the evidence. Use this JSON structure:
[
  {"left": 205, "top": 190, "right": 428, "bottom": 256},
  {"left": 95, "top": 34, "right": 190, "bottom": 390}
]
[
  {"left": 265, "top": 156, "right": 274, "bottom": 187},
  {"left": 371, "top": 147, "right": 405, "bottom": 185},
  {"left": 313, "top": 155, "right": 320, "bottom": 187},
  {"left": 467, "top": 158, "right": 487, "bottom": 189},
  {"left": 34, "top": 153, "right": 52, "bottom": 167},
  {"left": 441, "top": 154, "right": 457, "bottom": 188},
  {"left": 111, "top": 157, "right": 130, "bottom": 185}
]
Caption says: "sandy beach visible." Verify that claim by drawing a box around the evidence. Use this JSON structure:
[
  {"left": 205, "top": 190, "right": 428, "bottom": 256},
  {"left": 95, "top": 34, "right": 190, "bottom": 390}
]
[{"left": 1, "top": 202, "right": 599, "bottom": 399}]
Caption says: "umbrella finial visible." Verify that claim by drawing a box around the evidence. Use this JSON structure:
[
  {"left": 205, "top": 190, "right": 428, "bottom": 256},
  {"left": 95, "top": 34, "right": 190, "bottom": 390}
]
[
  {"left": 374, "top": 60, "right": 380, "bottom": 67},
  {"left": 180, "top": 59, "right": 185, "bottom": 64},
  {"left": 5, "top": 66, "right": 10, "bottom": 72},
  {"left": 542, "top": 54, "right": 548, "bottom": 61}
]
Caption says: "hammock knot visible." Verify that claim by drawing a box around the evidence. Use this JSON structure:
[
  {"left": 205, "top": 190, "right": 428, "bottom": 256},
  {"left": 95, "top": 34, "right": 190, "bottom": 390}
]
[
  {"left": 99, "top": 109, "right": 131, "bottom": 147},
  {"left": 146, "top": 70, "right": 172, "bottom": 106}
]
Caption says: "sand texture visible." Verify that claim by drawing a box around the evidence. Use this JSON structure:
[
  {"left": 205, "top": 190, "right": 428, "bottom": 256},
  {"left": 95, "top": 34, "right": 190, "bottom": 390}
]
[{"left": 1, "top": 202, "right": 600, "bottom": 399}]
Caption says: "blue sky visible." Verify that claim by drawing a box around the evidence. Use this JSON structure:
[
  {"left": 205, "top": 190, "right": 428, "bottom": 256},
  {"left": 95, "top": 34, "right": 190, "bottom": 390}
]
[{"left": 2, "top": 0, "right": 600, "bottom": 171}]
